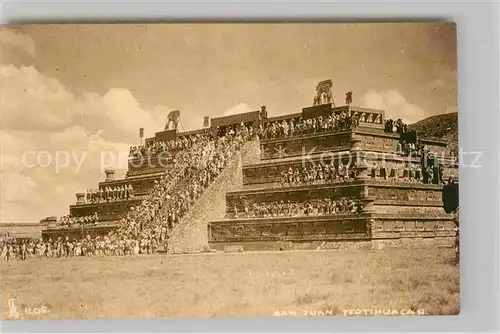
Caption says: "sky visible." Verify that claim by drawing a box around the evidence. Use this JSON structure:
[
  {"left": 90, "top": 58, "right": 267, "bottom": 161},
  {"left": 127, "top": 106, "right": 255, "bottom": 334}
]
[{"left": 0, "top": 23, "right": 457, "bottom": 223}]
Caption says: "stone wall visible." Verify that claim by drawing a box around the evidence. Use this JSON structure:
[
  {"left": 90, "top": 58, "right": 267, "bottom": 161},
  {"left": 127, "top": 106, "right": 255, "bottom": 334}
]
[
  {"left": 369, "top": 215, "right": 455, "bottom": 237},
  {"left": 210, "top": 240, "right": 373, "bottom": 251},
  {"left": 353, "top": 131, "right": 399, "bottom": 152},
  {"left": 367, "top": 182, "right": 443, "bottom": 203},
  {"left": 260, "top": 128, "right": 451, "bottom": 165},
  {"left": 259, "top": 130, "right": 411, "bottom": 161},
  {"left": 442, "top": 165, "right": 459, "bottom": 181},
  {"left": 420, "top": 138, "right": 450, "bottom": 156},
  {"left": 372, "top": 205, "right": 445, "bottom": 215},
  {"left": 369, "top": 215, "right": 455, "bottom": 249},
  {"left": 260, "top": 131, "right": 352, "bottom": 160},
  {"left": 209, "top": 215, "right": 370, "bottom": 243},
  {"left": 208, "top": 214, "right": 455, "bottom": 251},
  {"left": 99, "top": 173, "right": 164, "bottom": 196}
]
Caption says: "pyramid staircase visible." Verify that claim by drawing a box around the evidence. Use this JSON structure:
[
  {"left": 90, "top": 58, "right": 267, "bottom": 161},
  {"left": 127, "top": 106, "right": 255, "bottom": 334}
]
[
  {"left": 166, "top": 140, "right": 260, "bottom": 253},
  {"left": 42, "top": 135, "right": 209, "bottom": 240},
  {"left": 41, "top": 101, "right": 458, "bottom": 252}
]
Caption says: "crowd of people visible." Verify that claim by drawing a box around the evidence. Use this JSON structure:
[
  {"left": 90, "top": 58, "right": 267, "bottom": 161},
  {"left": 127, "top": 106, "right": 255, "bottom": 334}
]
[
  {"left": 233, "top": 196, "right": 359, "bottom": 219},
  {"left": 259, "top": 110, "right": 358, "bottom": 140},
  {"left": 118, "top": 128, "right": 247, "bottom": 243},
  {"left": 1, "top": 111, "right": 454, "bottom": 262},
  {"left": 56, "top": 213, "right": 99, "bottom": 227},
  {"left": 1, "top": 240, "right": 27, "bottom": 261},
  {"left": 129, "top": 134, "right": 203, "bottom": 159},
  {"left": 2, "top": 125, "right": 251, "bottom": 262},
  {"left": 276, "top": 156, "right": 442, "bottom": 187},
  {"left": 1, "top": 233, "right": 159, "bottom": 260},
  {"left": 85, "top": 185, "right": 135, "bottom": 204},
  {"left": 384, "top": 118, "right": 424, "bottom": 158},
  {"left": 96, "top": 128, "right": 247, "bottom": 257},
  {"left": 280, "top": 163, "right": 356, "bottom": 187},
  {"left": 384, "top": 118, "right": 408, "bottom": 134},
  {"left": 367, "top": 159, "right": 443, "bottom": 185}
]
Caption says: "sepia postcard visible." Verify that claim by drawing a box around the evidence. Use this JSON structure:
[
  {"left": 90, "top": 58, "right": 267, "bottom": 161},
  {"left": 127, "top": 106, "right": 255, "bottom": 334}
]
[{"left": 0, "top": 23, "right": 459, "bottom": 320}]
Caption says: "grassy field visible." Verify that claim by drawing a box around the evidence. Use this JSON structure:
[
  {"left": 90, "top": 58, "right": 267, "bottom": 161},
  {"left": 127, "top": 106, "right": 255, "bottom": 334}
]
[{"left": 1, "top": 247, "right": 459, "bottom": 320}]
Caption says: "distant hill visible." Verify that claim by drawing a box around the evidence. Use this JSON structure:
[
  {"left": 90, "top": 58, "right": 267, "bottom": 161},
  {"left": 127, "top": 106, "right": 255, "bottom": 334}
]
[{"left": 409, "top": 112, "right": 458, "bottom": 149}]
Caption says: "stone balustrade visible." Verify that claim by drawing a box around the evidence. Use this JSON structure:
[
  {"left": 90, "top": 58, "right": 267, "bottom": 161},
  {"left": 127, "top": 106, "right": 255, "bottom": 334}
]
[{"left": 208, "top": 213, "right": 455, "bottom": 250}]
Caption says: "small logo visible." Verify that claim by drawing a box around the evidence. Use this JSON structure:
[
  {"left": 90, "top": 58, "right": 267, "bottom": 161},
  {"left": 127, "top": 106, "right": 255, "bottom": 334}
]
[
  {"left": 5, "top": 298, "right": 51, "bottom": 319},
  {"left": 7, "top": 298, "right": 19, "bottom": 319}
]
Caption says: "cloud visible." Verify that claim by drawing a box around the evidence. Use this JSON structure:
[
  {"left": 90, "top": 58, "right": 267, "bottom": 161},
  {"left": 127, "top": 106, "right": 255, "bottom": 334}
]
[
  {"left": 361, "top": 90, "right": 428, "bottom": 124},
  {"left": 0, "top": 65, "right": 75, "bottom": 132},
  {"left": 0, "top": 65, "right": 167, "bottom": 142},
  {"left": 0, "top": 172, "right": 37, "bottom": 203},
  {"left": 222, "top": 103, "right": 253, "bottom": 116},
  {"left": 0, "top": 64, "right": 170, "bottom": 223},
  {"left": 0, "top": 125, "right": 131, "bottom": 223},
  {"left": 0, "top": 29, "right": 36, "bottom": 56},
  {"left": 75, "top": 89, "right": 165, "bottom": 141},
  {"left": 0, "top": 172, "right": 40, "bottom": 224}
]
